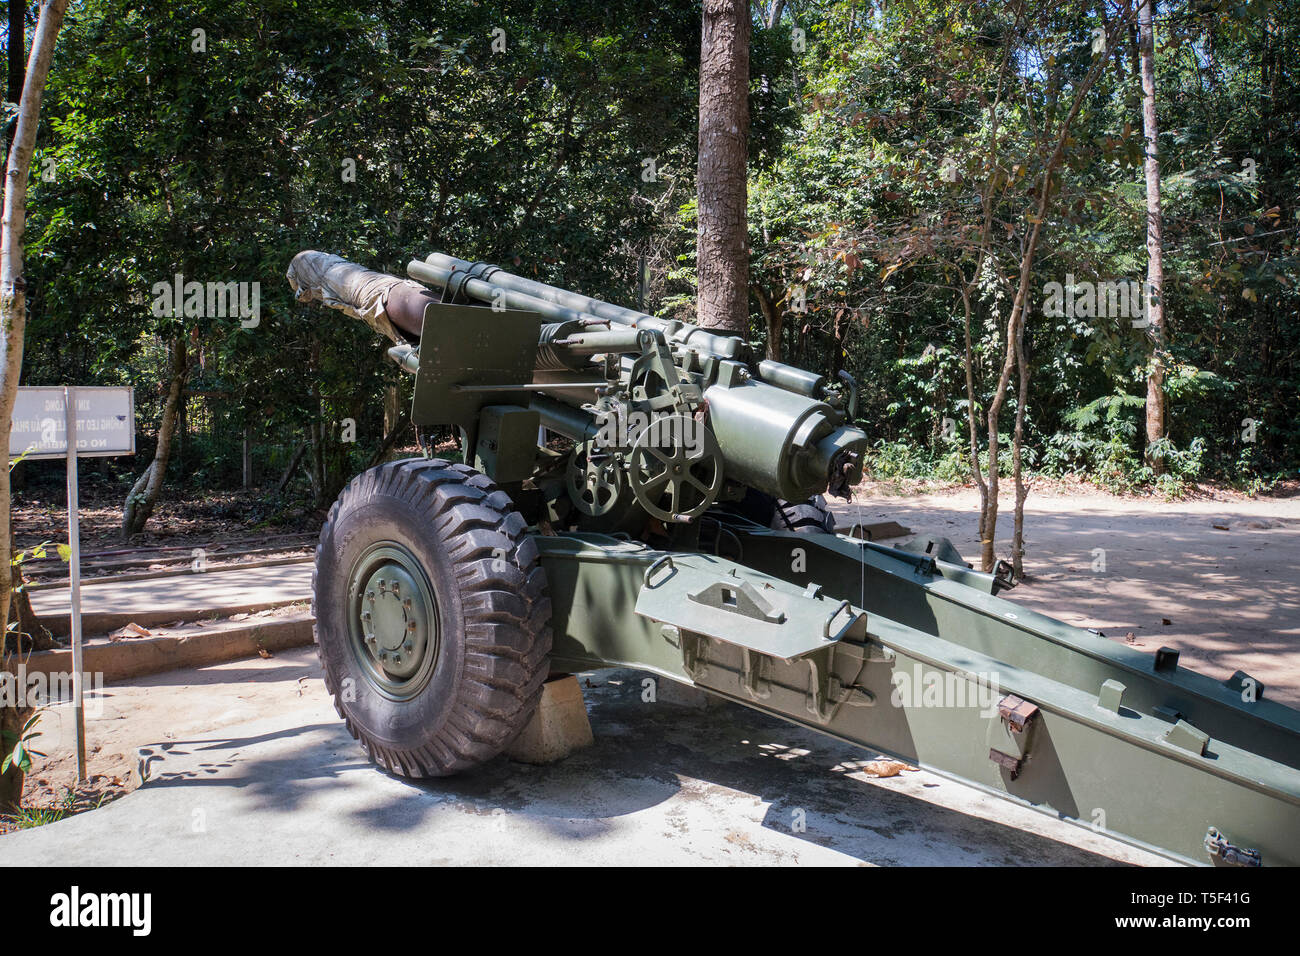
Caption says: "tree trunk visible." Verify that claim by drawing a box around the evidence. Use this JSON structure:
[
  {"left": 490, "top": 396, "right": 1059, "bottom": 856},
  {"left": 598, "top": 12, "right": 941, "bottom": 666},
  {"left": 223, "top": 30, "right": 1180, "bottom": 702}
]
[
  {"left": 383, "top": 383, "right": 401, "bottom": 436},
  {"left": 697, "top": 0, "right": 750, "bottom": 333},
  {"left": 122, "top": 337, "right": 187, "bottom": 538},
  {"left": 753, "top": 285, "right": 782, "bottom": 360},
  {"left": 0, "top": 0, "right": 72, "bottom": 815},
  {"left": 1011, "top": 300, "right": 1031, "bottom": 579},
  {"left": 1139, "top": 0, "right": 1167, "bottom": 472},
  {"left": 276, "top": 441, "right": 308, "bottom": 494},
  {"left": 9, "top": 551, "right": 52, "bottom": 650},
  {"left": 959, "top": 284, "right": 989, "bottom": 546},
  {"left": 366, "top": 408, "right": 411, "bottom": 469},
  {"left": 974, "top": 12, "right": 1133, "bottom": 572},
  {"left": 0, "top": 702, "right": 27, "bottom": 813},
  {"left": 829, "top": 308, "right": 848, "bottom": 380},
  {"left": 307, "top": 339, "right": 328, "bottom": 507},
  {"left": 308, "top": 418, "right": 325, "bottom": 506}
]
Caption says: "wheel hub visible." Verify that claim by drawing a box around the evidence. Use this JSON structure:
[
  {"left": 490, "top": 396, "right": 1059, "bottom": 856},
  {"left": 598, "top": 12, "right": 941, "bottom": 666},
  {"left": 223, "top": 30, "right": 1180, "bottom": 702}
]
[{"left": 349, "top": 545, "right": 438, "bottom": 697}]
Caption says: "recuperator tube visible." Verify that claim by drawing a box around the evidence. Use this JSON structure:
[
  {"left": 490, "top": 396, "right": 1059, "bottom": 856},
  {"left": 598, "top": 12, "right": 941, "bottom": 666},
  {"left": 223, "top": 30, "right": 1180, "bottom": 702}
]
[
  {"left": 704, "top": 378, "right": 868, "bottom": 502},
  {"left": 421, "top": 253, "right": 747, "bottom": 361}
]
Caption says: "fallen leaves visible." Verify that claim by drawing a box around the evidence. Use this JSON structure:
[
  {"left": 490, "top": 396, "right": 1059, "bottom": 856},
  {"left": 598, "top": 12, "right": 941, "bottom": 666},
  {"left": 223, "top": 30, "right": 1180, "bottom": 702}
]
[
  {"left": 858, "top": 758, "right": 919, "bottom": 778},
  {"left": 108, "top": 622, "right": 151, "bottom": 642}
]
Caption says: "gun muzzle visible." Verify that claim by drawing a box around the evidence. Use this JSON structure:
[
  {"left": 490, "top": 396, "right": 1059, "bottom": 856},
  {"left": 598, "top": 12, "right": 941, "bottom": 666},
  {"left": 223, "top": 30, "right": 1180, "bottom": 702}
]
[{"left": 287, "top": 250, "right": 433, "bottom": 342}]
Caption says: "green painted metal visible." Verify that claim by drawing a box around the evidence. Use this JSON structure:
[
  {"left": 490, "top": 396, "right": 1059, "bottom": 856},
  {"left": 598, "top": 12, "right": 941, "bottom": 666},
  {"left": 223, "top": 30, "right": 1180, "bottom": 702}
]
[
  {"left": 634, "top": 553, "right": 867, "bottom": 660},
  {"left": 409, "top": 302, "right": 541, "bottom": 431},
  {"left": 295, "top": 248, "right": 1300, "bottom": 868},
  {"left": 473, "top": 405, "right": 541, "bottom": 483},
  {"left": 535, "top": 528, "right": 1300, "bottom": 867},
  {"left": 348, "top": 542, "right": 440, "bottom": 700},
  {"left": 704, "top": 377, "right": 846, "bottom": 502}
]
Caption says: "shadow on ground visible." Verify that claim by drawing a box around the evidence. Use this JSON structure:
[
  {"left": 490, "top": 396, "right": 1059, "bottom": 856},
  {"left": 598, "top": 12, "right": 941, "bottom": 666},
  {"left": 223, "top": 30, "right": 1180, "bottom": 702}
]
[{"left": 115, "top": 668, "right": 1141, "bottom": 866}]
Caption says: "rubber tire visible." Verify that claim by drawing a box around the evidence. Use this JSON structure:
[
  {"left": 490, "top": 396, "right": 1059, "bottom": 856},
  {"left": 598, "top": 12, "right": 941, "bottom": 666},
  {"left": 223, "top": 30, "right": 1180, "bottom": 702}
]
[
  {"left": 770, "top": 495, "right": 836, "bottom": 535},
  {"left": 313, "top": 458, "right": 551, "bottom": 777}
]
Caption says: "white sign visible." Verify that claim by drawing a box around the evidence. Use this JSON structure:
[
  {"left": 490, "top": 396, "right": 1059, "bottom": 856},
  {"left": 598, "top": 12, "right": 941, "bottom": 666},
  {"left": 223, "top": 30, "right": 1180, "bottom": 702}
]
[
  {"left": 9, "top": 386, "right": 134, "bottom": 459},
  {"left": 9, "top": 386, "right": 134, "bottom": 782}
]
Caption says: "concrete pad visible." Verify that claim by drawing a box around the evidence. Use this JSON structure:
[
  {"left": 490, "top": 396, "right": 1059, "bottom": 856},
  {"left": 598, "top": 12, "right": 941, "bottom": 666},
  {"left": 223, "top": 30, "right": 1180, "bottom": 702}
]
[
  {"left": 0, "top": 659, "right": 1171, "bottom": 867},
  {"left": 504, "top": 675, "right": 594, "bottom": 764}
]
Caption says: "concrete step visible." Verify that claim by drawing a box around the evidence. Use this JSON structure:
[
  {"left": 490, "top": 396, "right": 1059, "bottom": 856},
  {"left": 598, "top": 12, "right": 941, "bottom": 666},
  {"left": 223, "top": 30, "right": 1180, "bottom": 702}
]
[{"left": 29, "top": 562, "right": 314, "bottom": 636}]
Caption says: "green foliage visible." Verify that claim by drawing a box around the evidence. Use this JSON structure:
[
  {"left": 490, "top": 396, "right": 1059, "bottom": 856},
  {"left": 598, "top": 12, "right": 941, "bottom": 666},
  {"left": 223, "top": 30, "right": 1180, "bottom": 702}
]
[
  {"left": 1040, "top": 391, "right": 1207, "bottom": 495},
  {"left": 0, "top": 787, "right": 99, "bottom": 829},
  {"left": 13, "top": 0, "right": 1300, "bottom": 499},
  {"left": 747, "top": 0, "right": 1299, "bottom": 489},
  {"left": 1, "top": 712, "right": 46, "bottom": 776},
  {"left": 23, "top": 0, "right": 702, "bottom": 502}
]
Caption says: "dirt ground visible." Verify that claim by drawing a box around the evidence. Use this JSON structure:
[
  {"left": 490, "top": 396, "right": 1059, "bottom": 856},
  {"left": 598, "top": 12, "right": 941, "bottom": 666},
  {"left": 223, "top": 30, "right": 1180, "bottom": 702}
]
[
  {"left": 5, "top": 640, "right": 323, "bottom": 833},
  {"left": 11, "top": 485, "right": 321, "bottom": 553},
  {"left": 7, "top": 479, "right": 1300, "bottom": 833},
  {"left": 838, "top": 478, "right": 1300, "bottom": 706}
]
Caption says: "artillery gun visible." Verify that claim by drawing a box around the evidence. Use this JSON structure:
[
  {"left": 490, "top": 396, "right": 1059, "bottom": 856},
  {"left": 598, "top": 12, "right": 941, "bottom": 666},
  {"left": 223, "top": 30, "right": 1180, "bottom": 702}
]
[{"left": 288, "top": 249, "right": 1300, "bottom": 866}]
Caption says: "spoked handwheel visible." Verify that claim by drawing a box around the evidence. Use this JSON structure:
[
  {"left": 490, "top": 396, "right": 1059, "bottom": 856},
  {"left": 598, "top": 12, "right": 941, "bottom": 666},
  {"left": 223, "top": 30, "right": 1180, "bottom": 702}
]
[
  {"left": 628, "top": 415, "right": 724, "bottom": 523},
  {"left": 565, "top": 440, "right": 627, "bottom": 517}
]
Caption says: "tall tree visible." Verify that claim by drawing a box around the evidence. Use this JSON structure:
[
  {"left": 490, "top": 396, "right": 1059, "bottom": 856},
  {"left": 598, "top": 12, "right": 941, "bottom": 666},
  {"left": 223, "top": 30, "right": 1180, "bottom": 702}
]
[
  {"left": 697, "top": 0, "right": 750, "bottom": 332},
  {"left": 121, "top": 336, "right": 187, "bottom": 537},
  {"left": 0, "top": 0, "right": 71, "bottom": 814},
  {"left": 1138, "top": 0, "right": 1167, "bottom": 471}
]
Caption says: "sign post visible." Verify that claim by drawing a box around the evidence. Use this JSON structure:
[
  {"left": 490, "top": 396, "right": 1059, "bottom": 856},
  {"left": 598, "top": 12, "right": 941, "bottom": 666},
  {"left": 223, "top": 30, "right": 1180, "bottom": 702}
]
[
  {"left": 9, "top": 386, "right": 134, "bottom": 782},
  {"left": 64, "top": 387, "right": 86, "bottom": 781}
]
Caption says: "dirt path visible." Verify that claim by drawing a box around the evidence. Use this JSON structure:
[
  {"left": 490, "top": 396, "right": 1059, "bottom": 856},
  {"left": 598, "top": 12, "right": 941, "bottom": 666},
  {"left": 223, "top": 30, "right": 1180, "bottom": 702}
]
[{"left": 837, "top": 484, "right": 1300, "bottom": 705}]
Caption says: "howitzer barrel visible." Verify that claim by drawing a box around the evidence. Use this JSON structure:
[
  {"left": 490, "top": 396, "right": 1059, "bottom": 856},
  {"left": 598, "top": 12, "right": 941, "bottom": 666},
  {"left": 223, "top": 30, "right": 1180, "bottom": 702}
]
[
  {"left": 287, "top": 250, "right": 432, "bottom": 342},
  {"left": 417, "top": 253, "right": 747, "bottom": 361},
  {"left": 425, "top": 252, "right": 653, "bottom": 328}
]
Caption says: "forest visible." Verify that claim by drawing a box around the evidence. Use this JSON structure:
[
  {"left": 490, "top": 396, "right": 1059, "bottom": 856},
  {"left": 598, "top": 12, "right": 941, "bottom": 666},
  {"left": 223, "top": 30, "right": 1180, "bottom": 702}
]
[{"left": 7, "top": 0, "right": 1297, "bottom": 530}]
